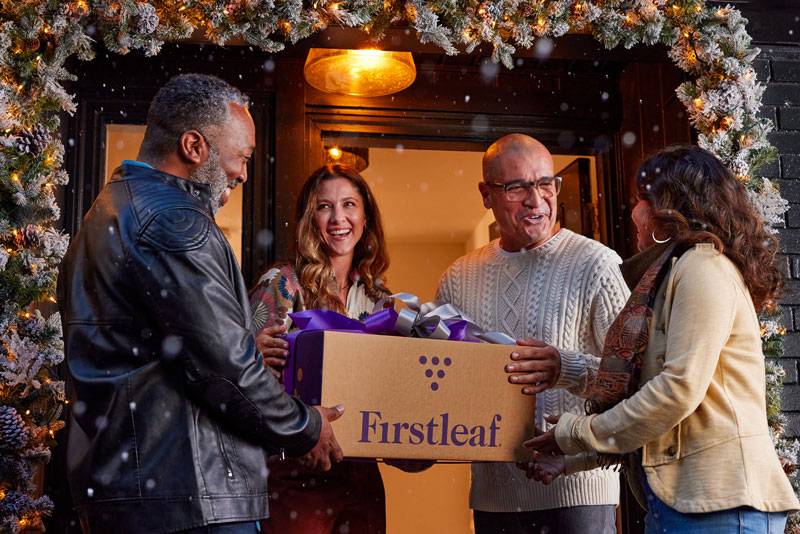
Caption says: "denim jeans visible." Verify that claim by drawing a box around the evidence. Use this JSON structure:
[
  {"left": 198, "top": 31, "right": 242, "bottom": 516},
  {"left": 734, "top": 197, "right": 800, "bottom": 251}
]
[
  {"left": 641, "top": 469, "right": 787, "bottom": 534},
  {"left": 175, "top": 521, "right": 261, "bottom": 534}
]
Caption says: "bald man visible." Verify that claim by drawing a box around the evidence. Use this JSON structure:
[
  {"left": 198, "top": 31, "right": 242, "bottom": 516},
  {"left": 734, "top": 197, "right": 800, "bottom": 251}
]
[{"left": 436, "top": 134, "right": 630, "bottom": 534}]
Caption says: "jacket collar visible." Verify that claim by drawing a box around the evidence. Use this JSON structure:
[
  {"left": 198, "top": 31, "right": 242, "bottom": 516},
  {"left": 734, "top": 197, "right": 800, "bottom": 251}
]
[{"left": 112, "top": 163, "right": 213, "bottom": 210}]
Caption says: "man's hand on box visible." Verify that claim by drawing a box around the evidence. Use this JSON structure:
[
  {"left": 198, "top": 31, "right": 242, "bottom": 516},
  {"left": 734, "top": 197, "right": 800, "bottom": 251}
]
[
  {"left": 298, "top": 405, "right": 345, "bottom": 471},
  {"left": 255, "top": 324, "right": 289, "bottom": 380},
  {"left": 505, "top": 338, "right": 561, "bottom": 395}
]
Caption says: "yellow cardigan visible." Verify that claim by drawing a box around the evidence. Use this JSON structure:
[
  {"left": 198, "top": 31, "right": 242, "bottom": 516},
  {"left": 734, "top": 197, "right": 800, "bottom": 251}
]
[{"left": 555, "top": 244, "right": 800, "bottom": 514}]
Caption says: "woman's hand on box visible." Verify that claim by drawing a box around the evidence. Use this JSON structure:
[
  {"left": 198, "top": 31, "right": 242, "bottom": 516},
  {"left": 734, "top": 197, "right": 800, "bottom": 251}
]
[
  {"left": 523, "top": 414, "right": 564, "bottom": 456},
  {"left": 517, "top": 453, "right": 565, "bottom": 484},
  {"left": 256, "top": 324, "right": 289, "bottom": 379},
  {"left": 505, "top": 338, "right": 561, "bottom": 395}
]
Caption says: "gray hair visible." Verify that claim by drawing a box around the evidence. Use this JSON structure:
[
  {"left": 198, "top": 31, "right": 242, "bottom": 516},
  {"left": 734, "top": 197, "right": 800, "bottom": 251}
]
[{"left": 138, "top": 73, "right": 250, "bottom": 162}]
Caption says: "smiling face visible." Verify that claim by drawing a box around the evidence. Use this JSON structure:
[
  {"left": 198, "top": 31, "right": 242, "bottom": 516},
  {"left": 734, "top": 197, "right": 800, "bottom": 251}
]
[
  {"left": 479, "top": 147, "right": 558, "bottom": 251},
  {"left": 193, "top": 102, "right": 256, "bottom": 212},
  {"left": 312, "top": 177, "right": 367, "bottom": 261}
]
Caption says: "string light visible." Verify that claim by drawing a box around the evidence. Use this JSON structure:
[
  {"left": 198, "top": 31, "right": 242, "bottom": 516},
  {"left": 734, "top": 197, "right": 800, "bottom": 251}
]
[{"left": 692, "top": 97, "right": 704, "bottom": 109}]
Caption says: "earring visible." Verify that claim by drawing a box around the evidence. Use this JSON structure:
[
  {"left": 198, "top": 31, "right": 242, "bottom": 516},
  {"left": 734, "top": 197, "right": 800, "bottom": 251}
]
[{"left": 652, "top": 231, "right": 671, "bottom": 244}]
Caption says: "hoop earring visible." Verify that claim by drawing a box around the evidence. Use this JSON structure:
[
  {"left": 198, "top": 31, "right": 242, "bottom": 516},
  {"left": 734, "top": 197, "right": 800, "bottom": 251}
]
[{"left": 652, "top": 231, "right": 671, "bottom": 244}]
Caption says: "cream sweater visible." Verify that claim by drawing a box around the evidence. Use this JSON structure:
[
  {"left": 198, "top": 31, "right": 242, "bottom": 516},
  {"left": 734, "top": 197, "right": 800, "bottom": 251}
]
[
  {"left": 555, "top": 245, "right": 800, "bottom": 514},
  {"left": 436, "top": 229, "right": 630, "bottom": 512}
]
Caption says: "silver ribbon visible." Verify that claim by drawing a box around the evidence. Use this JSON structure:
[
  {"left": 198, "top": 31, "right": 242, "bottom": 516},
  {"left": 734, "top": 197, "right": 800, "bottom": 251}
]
[{"left": 374, "top": 292, "right": 516, "bottom": 345}]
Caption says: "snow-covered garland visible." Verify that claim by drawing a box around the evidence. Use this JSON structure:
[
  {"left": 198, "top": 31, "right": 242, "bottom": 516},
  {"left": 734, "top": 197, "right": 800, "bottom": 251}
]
[{"left": 0, "top": 0, "right": 795, "bottom": 531}]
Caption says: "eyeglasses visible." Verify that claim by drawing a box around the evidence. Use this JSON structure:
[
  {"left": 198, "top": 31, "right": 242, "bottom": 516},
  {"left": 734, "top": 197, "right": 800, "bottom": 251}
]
[{"left": 485, "top": 176, "right": 563, "bottom": 202}]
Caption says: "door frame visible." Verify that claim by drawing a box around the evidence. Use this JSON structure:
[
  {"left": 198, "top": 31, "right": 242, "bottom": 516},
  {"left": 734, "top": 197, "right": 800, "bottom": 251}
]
[{"left": 299, "top": 106, "right": 627, "bottom": 253}]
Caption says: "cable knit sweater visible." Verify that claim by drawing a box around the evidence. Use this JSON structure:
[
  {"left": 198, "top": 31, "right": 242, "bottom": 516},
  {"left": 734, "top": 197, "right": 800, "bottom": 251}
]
[{"left": 436, "top": 229, "right": 630, "bottom": 512}]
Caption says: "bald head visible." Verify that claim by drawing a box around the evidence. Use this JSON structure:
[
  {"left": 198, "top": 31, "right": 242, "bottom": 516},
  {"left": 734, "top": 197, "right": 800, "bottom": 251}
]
[
  {"left": 482, "top": 134, "right": 553, "bottom": 182},
  {"left": 478, "top": 133, "right": 558, "bottom": 251}
]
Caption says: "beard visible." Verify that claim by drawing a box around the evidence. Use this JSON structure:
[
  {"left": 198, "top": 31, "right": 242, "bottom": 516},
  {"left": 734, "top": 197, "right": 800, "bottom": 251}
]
[{"left": 190, "top": 147, "right": 228, "bottom": 214}]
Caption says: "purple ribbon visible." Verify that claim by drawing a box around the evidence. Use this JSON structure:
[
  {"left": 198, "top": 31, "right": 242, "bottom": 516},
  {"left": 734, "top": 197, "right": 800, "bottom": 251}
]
[{"left": 283, "top": 309, "right": 444, "bottom": 392}]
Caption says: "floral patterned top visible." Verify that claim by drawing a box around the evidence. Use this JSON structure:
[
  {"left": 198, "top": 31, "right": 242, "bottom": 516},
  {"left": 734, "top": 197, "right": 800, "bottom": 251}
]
[{"left": 249, "top": 264, "right": 377, "bottom": 334}]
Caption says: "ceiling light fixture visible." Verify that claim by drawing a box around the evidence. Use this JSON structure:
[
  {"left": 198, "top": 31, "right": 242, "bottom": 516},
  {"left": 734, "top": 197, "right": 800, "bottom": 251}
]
[
  {"left": 325, "top": 145, "right": 369, "bottom": 171},
  {"left": 304, "top": 48, "right": 416, "bottom": 97}
]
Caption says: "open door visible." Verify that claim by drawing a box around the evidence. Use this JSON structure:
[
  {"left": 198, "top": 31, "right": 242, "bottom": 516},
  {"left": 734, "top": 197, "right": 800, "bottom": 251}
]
[{"left": 556, "top": 157, "right": 597, "bottom": 240}]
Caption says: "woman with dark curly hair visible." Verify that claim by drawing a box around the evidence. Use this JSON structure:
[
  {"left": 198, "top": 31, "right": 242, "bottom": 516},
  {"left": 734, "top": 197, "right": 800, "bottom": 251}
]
[
  {"left": 249, "top": 164, "right": 390, "bottom": 534},
  {"left": 512, "top": 146, "right": 799, "bottom": 533}
]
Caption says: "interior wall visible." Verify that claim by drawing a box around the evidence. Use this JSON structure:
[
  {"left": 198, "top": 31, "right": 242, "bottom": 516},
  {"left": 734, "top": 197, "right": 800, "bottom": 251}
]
[
  {"left": 466, "top": 210, "right": 496, "bottom": 253},
  {"left": 384, "top": 241, "right": 465, "bottom": 301}
]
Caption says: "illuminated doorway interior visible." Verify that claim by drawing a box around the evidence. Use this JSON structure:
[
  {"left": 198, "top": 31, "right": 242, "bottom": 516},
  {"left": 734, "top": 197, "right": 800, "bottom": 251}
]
[{"left": 362, "top": 147, "right": 602, "bottom": 534}]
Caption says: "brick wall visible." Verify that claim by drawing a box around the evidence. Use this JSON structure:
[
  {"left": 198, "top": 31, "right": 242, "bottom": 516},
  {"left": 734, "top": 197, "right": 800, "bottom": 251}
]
[{"left": 759, "top": 44, "right": 800, "bottom": 437}]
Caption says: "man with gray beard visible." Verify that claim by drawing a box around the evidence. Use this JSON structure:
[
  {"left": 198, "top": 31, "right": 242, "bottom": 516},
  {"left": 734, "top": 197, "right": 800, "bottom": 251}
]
[{"left": 58, "top": 74, "right": 343, "bottom": 534}]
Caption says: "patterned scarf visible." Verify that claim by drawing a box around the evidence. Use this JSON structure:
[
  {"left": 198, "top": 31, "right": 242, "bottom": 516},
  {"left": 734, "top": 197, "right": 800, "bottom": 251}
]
[{"left": 586, "top": 243, "right": 682, "bottom": 415}]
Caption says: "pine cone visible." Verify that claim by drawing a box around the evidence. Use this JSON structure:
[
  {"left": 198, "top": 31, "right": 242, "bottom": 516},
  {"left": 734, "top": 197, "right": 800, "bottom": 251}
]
[
  {"left": 137, "top": 3, "right": 159, "bottom": 34},
  {"left": 21, "top": 225, "right": 40, "bottom": 248},
  {"left": 15, "top": 125, "right": 50, "bottom": 156},
  {"left": 0, "top": 489, "right": 29, "bottom": 517},
  {"left": 0, "top": 406, "right": 29, "bottom": 451}
]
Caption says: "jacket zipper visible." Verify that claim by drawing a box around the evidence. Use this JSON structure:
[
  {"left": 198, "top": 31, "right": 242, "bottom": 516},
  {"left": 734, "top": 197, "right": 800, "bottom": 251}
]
[{"left": 214, "top": 425, "right": 236, "bottom": 480}]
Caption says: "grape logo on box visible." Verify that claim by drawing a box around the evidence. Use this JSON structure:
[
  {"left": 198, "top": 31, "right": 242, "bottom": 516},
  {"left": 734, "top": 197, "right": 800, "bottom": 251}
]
[{"left": 419, "top": 355, "right": 451, "bottom": 391}]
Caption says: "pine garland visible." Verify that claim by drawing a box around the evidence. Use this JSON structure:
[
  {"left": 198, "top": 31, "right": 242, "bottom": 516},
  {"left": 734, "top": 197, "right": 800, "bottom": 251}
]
[{"left": 0, "top": 0, "right": 795, "bottom": 531}]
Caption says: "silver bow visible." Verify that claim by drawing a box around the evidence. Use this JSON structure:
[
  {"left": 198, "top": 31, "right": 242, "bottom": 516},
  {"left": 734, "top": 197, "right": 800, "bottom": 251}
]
[{"left": 374, "top": 292, "right": 515, "bottom": 345}]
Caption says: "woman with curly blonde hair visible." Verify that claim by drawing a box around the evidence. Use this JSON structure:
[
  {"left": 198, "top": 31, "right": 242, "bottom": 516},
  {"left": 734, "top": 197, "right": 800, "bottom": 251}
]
[{"left": 249, "top": 164, "right": 390, "bottom": 534}]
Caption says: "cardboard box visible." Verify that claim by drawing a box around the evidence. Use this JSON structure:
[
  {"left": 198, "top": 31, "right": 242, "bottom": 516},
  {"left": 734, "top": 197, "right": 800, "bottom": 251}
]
[{"left": 290, "top": 330, "right": 536, "bottom": 462}]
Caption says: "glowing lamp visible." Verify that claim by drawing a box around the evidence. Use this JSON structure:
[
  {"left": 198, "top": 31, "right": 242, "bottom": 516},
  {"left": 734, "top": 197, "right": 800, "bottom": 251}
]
[
  {"left": 325, "top": 146, "right": 369, "bottom": 171},
  {"left": 304, "top": 48, "right": 416, "bottom": 97}
]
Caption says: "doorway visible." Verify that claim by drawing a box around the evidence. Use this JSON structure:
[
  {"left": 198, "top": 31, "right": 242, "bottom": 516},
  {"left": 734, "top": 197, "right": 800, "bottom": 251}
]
[{"left": 361, "top": 146, "right": 603, "bottom": 534}]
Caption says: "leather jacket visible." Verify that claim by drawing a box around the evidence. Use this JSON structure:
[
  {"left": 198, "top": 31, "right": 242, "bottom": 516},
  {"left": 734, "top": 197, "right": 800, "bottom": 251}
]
[{"left": 57, "top": 163, "right": 321, "bottom": 533}]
